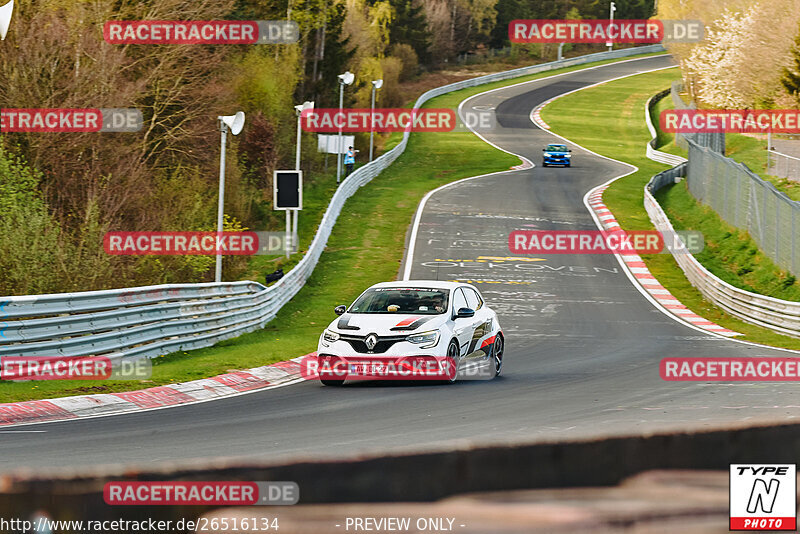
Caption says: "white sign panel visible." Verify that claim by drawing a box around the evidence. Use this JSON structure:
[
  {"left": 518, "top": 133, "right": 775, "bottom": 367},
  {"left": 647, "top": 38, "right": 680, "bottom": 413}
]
[{"left": 317, "top": 134, "right": 354, "bottom": 155}]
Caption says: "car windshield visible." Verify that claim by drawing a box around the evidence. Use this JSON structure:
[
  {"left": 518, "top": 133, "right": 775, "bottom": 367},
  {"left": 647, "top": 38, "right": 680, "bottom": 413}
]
[
  {"left": 546, "top": 144, "right": 567, "bottom": 152},
  {"left": 349, "top": 288, "right": 450, "bottom": 314}
]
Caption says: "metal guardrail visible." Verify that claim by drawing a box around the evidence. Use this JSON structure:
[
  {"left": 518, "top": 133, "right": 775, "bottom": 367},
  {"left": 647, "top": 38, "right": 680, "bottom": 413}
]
[
  {"left": 645, "top": 89, "right": 687, "bottom": 167},
  {"left": 644, "top": 91, "right": 800, "bottom": 338},
  {"left": 0, "top": 45, "right": 667, "bottom": 365}
]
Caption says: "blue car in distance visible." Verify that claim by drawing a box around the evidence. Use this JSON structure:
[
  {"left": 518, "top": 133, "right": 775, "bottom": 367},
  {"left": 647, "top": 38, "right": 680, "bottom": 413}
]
[{"left": 542, "top": 143, "right": 571, "bottom": 167}]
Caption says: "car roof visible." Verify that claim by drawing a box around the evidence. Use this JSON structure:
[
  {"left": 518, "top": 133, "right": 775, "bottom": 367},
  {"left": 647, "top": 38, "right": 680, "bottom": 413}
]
[{"left": 369, "top": 280, "right": 467, "bottom": 291}]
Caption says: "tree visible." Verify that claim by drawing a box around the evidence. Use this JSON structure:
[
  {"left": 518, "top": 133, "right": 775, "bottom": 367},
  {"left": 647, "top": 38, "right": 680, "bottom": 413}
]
[
  {"left": 384, "top": 0, "right": 431, "bottom": 63},
  {"left": 684, "top": 7, "right": 758, "bottom": 108},
  {"left": 782, "top": 25, "right": 800, "bottom": 104},
  {"left": 307, "top": 0, "right": 354, "bottom": 106},
  {"left": 489, "top": 0, "right": 527, "bottom": 48}
]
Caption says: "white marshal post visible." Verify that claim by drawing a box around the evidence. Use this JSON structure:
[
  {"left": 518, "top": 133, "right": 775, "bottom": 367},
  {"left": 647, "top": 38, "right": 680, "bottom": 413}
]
[
  {"left": 274, "top": 170, "right": 303, "bottom": 259},
  {"left": 215, "top": 112, "right": 246, "bottom": 283}
]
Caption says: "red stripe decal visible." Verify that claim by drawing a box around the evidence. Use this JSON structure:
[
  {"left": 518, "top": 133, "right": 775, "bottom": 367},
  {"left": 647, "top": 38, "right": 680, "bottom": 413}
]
[{"left": 395, "top": 316, "right": 423, "bottom": 327}]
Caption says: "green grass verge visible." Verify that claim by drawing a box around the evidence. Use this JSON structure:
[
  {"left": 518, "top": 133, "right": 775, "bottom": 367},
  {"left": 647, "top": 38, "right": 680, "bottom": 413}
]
[
  {"left": 656, "top": 182, "right": 800, "bottom": 300},
  {"left": 240, "top": 169, "right": 339, "bottom": 283},
  {"left": 725, "top": 134, "right": 800, "bottom": 202},
  {"left": 651, "top": 94, "right": 684, "bottom": 157},
  {"left": 541, "top": 67, "right": 800, "bottom": 350},
  {"left": 0, "top": 51, "right": 671, "bottom": 403}
]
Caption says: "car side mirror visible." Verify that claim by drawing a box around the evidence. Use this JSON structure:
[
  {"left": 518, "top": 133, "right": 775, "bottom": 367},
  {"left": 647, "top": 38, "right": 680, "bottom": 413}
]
[
  {"left": 455, "top": 307, "right": 475, "bottom": 319},
  {"left": 568, "top": 149, "right": 572, "bottom": 152},
  {"left": 334, "top": 305, "right": 347, "bottom": 316},
  {"left": 542, "top": 148, "right": 547, "bottom": 151}
]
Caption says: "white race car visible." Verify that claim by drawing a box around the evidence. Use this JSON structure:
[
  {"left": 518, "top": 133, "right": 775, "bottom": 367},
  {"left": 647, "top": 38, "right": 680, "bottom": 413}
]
[{"left": 316, "top": 281, "right": 504, "bottom": 386}]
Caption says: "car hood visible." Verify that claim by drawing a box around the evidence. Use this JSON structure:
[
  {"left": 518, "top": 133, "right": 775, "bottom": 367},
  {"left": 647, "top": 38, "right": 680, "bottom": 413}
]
[
  {"left": 327, "top": 313, "right": 448, "bottom": 335},
  {"left": 544, "top": 151, "right": 569, "bottom": 155}
]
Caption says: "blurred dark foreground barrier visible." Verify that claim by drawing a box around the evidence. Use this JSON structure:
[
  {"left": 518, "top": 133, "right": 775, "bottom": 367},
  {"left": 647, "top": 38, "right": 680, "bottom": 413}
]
[{"left": 1, "top": 421, "right": 800, "bottom": 529}]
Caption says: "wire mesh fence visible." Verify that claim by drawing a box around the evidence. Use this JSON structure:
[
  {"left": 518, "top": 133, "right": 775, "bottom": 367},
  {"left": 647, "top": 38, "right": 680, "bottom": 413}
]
[
  {"left": 686, "top": 140, "right": 800, "bottom": 276},
  {"left": 768, "top": 150, "right": 800, "bottom": 181},
  {"left": 668, "top": 80, "right": 799, "bottom": 276},
  {"left": 670, "top": 81, "right": 726, "bottom": 154}
]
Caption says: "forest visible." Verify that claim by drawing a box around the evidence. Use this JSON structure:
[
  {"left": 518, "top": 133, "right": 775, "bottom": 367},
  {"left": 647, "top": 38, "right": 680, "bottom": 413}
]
[{"left": 0, "top": 0, "right": 655, "bottom": 294}]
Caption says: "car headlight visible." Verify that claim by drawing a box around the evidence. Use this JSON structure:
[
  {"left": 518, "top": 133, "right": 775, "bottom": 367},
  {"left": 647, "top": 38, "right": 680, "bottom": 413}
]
[
  {"left": 565, "top": 154, "right": 571, "bottom": 158},
  {"left": 323, "top": 329, "right": 340, "bottom": 343},
  {"left": 544, "top": 152, "right": 553, "bottom": 156},
  {"left": 406, "top": 330, "right": 440, "bottom": 349}
]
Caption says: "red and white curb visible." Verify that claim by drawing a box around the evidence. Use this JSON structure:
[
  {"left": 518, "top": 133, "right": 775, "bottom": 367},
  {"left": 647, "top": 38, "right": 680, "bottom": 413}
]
[
  {"left": 531, "top": 103, "right": 551, "bottom": 130},
  {"left": 586, "top": 186, "right": 741, "bottom": 337},
  {"left": 0, "top": 354, "right": 314, "bottom": 428},
  {"left": 511, "top": 159, "right": 534, "bottom": 170}
]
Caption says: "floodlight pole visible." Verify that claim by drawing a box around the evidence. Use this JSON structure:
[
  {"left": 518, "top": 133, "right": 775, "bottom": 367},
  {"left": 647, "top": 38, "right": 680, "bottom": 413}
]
[
  {"left": 337, "top": 80, "right": 344, "bottom": 183},
  {"left": 215, "top": 121, "right": 228, "bottom": 282},
  {"left": 369, "top": 80, "right": 382, "bottom": 162},
  {"left": 608, "top": 2, "right": 616, "bottom": 52},
  {"left": 292, "top": 108, "right": 304, "bottom": 256},
  {"left": 285, "top": 211, "right": 291, "bottom": 259},
  {"left": 335, "top": 72, "right": 354, "bottom": 183}
]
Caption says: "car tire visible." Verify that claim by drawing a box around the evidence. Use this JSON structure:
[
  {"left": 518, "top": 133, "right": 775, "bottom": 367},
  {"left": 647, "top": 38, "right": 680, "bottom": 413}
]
[
  {"left": 444, "top": 340, "right": 461, "bottom": 384},
  {"left": 566, "top": 163, "right": 571, "bottom": 167},
  {"left": 492, "top": 333, "right": 504, "bottom": 376},
  {"left": 541, "top": 161, "right": 548, "bottom": 167},
  {"left": 320, "top": 378, "right": 345, "bottom": 386}
]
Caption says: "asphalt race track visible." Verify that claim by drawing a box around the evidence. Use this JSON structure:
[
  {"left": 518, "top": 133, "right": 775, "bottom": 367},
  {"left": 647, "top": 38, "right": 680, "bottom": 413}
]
[{"left": 1, "top": 54, "right": 797, "bottom": 473}]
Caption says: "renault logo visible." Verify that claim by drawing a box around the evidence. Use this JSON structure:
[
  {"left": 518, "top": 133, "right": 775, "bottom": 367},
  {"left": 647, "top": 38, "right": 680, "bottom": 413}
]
[{"left": 365, "top": 334, "right": 378, "bottom": 351}]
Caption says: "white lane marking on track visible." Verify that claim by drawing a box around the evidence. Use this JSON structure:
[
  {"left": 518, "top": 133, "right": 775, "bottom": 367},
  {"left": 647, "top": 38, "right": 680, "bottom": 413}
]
[{"left": 401, "top": 53, "right": 670, "bottom": 281}]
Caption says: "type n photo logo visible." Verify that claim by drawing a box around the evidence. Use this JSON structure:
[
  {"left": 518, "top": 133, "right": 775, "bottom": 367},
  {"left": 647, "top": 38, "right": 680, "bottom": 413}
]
[{"left": 730, "top": 464, "right": 797, "bottom": 530}]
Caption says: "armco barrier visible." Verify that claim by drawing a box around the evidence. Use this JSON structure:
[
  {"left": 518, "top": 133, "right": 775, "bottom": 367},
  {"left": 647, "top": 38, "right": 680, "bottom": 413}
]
[
  {"left": 645, "top": 90, "right": 687, "bottom": 168},
  {"left": 0, "top": 45, "right": 665, "bottom": 366},
  {"left": 644, "top": 91, "right": 800, "bottom": 338}
]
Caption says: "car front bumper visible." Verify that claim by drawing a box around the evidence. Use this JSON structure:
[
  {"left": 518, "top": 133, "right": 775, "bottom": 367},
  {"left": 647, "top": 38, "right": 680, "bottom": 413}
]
[{"left": 315, "top": 353, "right": 454, "bottom": 381}]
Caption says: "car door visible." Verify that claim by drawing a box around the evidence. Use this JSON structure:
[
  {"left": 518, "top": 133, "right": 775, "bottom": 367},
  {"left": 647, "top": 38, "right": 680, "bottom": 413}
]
[
  {"left": 462, "top": 287, "right": 492, "bottom": 359},
  {"left": 451, "top": 287, "right": 474, "bottom": 357}
]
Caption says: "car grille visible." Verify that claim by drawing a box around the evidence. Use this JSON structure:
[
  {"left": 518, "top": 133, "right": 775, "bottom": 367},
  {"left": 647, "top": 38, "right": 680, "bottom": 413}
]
[{"left": 339, "top": 334, "right": 407, "bottom": 354}]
